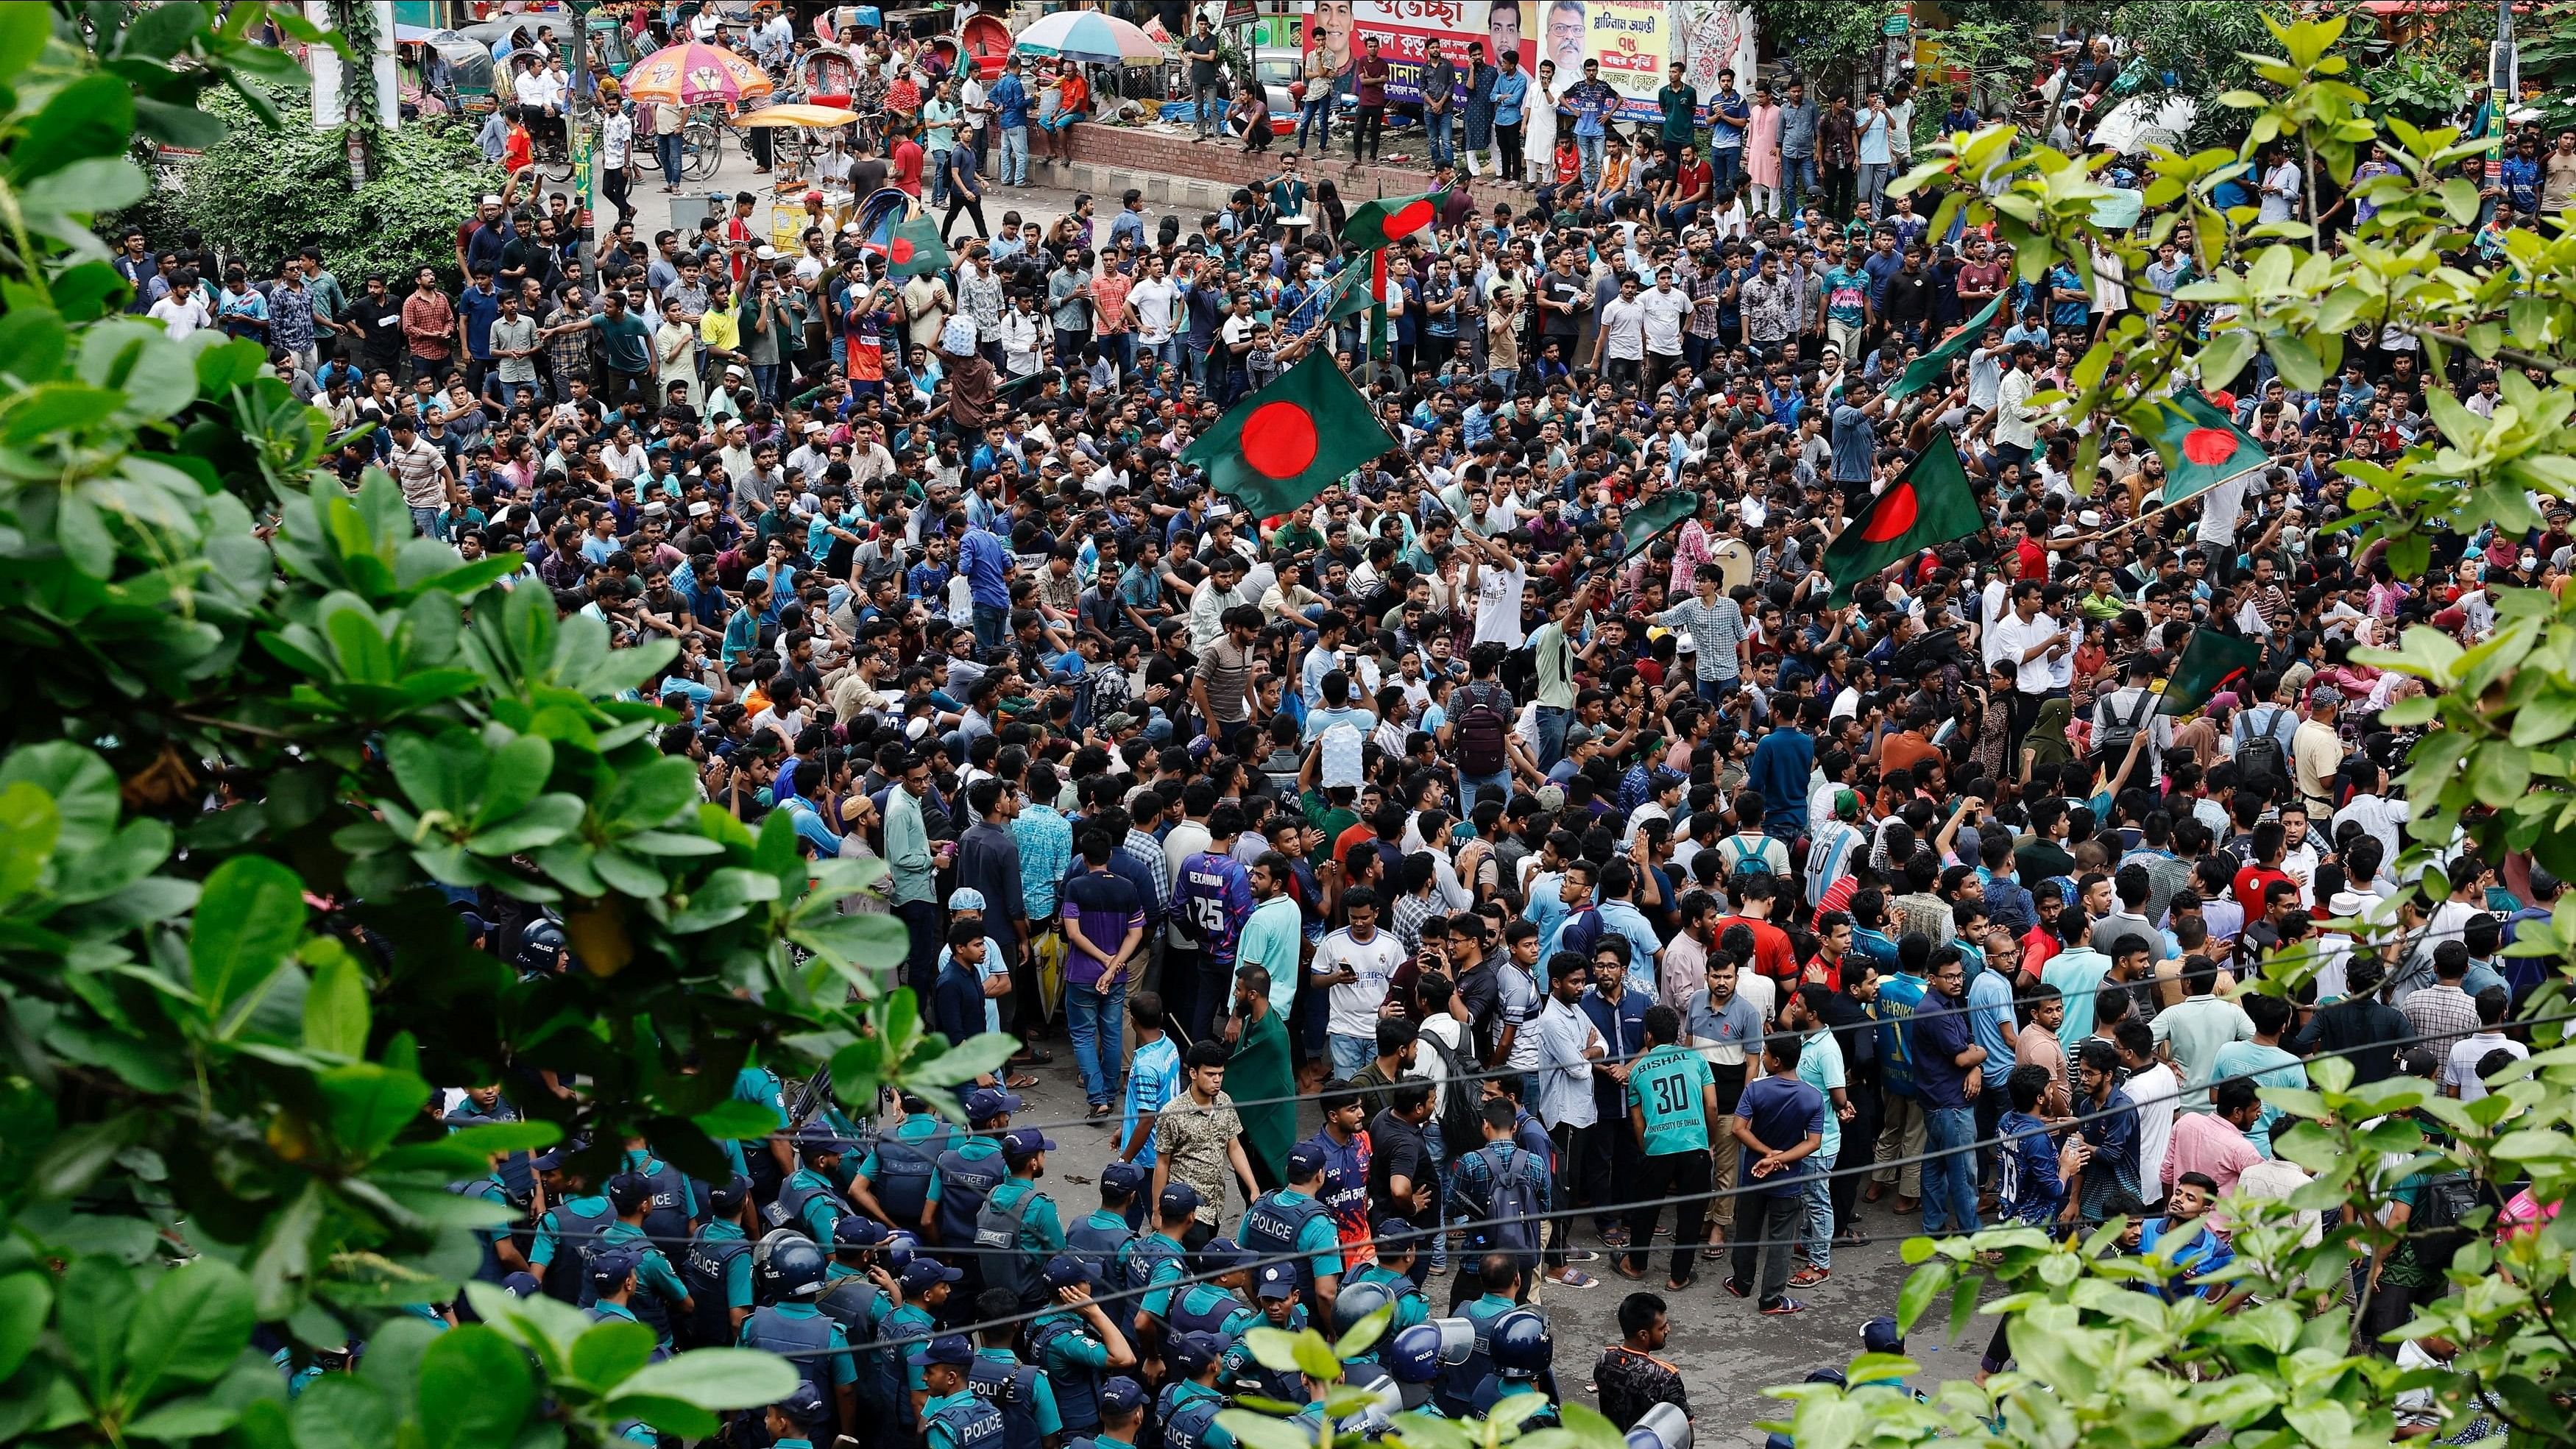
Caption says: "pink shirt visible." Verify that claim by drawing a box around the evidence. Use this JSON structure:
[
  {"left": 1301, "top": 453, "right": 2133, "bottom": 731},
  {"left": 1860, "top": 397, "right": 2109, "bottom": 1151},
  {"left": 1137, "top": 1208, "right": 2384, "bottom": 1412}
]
[
  {"left": 1744, "top": 103, "right": 1783, "bottom": 186},
  {"left": 2162, "top": 1109, "right": 2261, "bottom": 1197}
]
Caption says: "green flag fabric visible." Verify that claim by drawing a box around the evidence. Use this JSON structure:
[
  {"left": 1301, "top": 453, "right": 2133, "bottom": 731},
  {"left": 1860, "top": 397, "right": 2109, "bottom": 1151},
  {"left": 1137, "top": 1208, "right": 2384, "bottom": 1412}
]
[
  {"left": 1618, "top": 489, "right": 1702, "bottom": 563},
  {"left": 1819, "top": 433, "right": 1983, "bottom": 607},
  {"left": 1180, "top": 349, "right": 1397, "bottom": 518},
  {"left": 1887, "top": 295, "right": 2003, "bottom": 402},
  {"left": 1317, "top": 255, "right": 1378, "bottom": 325},
  {"left": 2156, "top": 629, "right": 2264, "bottom": 717},
  {"left": 2143, "top": 388, "right": 2267, "bottom": 507},
  {"left": 876, "top": 212, "right": 949, "bottom": 280},
  {"left": 1340, "top": 188, "right": 1447, "bottom": 250}
]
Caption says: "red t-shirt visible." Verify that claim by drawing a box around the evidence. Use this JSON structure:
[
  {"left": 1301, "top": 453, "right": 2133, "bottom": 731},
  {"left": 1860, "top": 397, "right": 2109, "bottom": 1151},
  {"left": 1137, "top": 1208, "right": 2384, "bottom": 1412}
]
[
  {"left": 503, "top": 127, "right": 532, "bottom": 174},
  {"left": 1676, "top": 160, "right": 1713, "bottom": 200},
  {"left": 1718, "top": 914, "right": 1797, "bottom": 982},
  {"left": 891, "top": 138, "right": 924, "bottom": 196},
  {"left": 2232, "top": 864, "right": 2293, "bottom": 915}
]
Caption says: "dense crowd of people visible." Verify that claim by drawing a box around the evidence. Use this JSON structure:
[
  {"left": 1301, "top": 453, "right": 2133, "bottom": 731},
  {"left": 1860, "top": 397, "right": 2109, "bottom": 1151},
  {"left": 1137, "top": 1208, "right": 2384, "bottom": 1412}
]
[{"left": 160, "top": 7, "right": 2576, "bottom": 1445}]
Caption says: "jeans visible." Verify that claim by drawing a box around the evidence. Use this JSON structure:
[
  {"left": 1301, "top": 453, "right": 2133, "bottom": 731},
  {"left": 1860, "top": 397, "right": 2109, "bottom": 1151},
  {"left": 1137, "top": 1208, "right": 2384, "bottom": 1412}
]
[
  {"left": 1709, "top": 146, "right": 1741, "bottom": 197},
  {"left": 1097, "top": 330, "right": 1136, "bottom": 377},
  {"left": 1352, "top": 104, "right": 1384, "bottom": 160},
  {"left": 1184, "top": 339, "right": 1214, "bottom": 389},
  {"left": 1577, "top": 131, "right": 1605, "bottom": 190},
  {"left": 1780, "top": 154, "right": 1816, "bottom": 215},
  {"left": 409, "top": 506, "right": 440, "bottom": 538},
  {"left": 1731, "top": 1191, "right": 1804, "bottom": 1305},
  {"left": 928, "top": 149, "right": 951, "bottom": 206},
  {"left": 1459, "top": 770, "right": 1512, "bottom": 809},
  {"left": 1801, "top": 1175, "right": 1834, "bottom": 1271},
  {"left": 1297, "top": 97, "right": 1332, "bottom": 149},
  {"left": 1532, "top": 704, "right": 1572, "bottom": 770},
  {"left": 1000, "top": 125, "right": 1029, "bottom": 185},
  {"left": 1193, "top": 82, "right": 1220, "bottom": 135},
  {"left": 1327, "top": 1032, "right": 1373, "bottom": 1077},
  {"left": 1426, "top": 107, "right": 1454, "bottom": 166},
  {"left": 657, "top": 131, "right": 684, "bottom": 188},
  {"left": 751, "top": 361, "right": 782, "bottom": 405},
  {"left": 1858, "top": 161, "right": 1889, "bottom": 216},
  {"left": 1922, "top": 1106, "right": 1984, "bottom": 1236},
  {"left": 1066, "top": 977, "right": 1126, "bottom": 1106},
  {"left": 972, "top": 601, "right": 1011, "bottom": 653},
  {"left": 1423, "top": 1121, "right": 1451, "bottom": 1269}
]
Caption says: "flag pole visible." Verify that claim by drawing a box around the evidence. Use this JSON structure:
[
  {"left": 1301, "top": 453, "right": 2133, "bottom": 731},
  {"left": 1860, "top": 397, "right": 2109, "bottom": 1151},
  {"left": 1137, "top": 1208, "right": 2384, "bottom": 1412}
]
[{"left": 2076, "top": 456, "right": 2269, "bottom": 545}]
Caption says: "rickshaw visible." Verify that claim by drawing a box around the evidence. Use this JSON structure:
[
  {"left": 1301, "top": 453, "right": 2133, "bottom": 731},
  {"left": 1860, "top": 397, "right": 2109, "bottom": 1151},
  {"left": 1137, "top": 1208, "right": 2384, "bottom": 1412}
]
[
  {"left": 414, "top": 29, "right": 497, "bottom": 116},
  {"left": 588, "top": 15, "right": 639, "bottom": 82},
  {"left": 793, "top": 43, "right": 861, "bottom": 109}
]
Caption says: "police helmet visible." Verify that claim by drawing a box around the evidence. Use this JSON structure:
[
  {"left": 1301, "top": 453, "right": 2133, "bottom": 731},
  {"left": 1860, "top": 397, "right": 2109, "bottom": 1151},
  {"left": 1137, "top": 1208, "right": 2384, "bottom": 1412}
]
[
  {"left": 1387, "top": 1323, "right": 1447, "bottom": 1384},
  {"left": 757, "top": 1232, "right": 828, "bottom": 1299},
  {"left": 1489, "top": 1308, "right": 1552, "bottom": 1375},
  {"left": 1330, "top": 1278, "right": 1396, "bottom": 1341},
  {"left": 513, "top": 918, "right": 567, "bottom": 971}
]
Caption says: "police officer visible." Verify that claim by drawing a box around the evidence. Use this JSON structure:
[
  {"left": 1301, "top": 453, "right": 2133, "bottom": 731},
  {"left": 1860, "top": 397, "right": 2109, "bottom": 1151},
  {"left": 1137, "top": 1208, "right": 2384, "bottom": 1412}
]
[
  {"left": 1030, "top": 1255, "right": 1142, "bottom": 1437},
  {"left": 599, "top": 1173, "right": 696, "bottom": 1348},
  {"left": 1220, "top": 1265, "right": 1309, "bottom": 1403},
  {"left": 852, "top": 1093, "right": 950, "bottom": 1239},
  {"left": 1156, "top": 1332, "right": 1236, "bottom": 1449},
  {"left": 1132, "top": 1183, "right": 1202, "bottom": 1358},
  {"left": 937, "top": 1089, "right": 1016, "bottom": 1292},
  {"left": 762, "top": 1384, "right": 829, "bottom": 1449},
  {"left": 771, "top": 1126, "right": 857, "bottom": 1241},
  {"left": 1165, "top": 1239, "right": 1256, "bottom": 1347},
  {"left": 1078, "top": 1376, "right": 1149, "bottom": 1449},
  {"left": 739, "top": 1233, "right": 859, "bottom": 1439},
  {"left": 584, "top": 1249, "right": 658, "bottom": 1345},
  {"left": 617, "top": 1134, "right": 699, "bottom": 1242},
  {"left": 1340, "top": 1224, "right": 1430, "bottom": 1351},
  {"left": 1470, "top": 1308, "right": 1559, "bottom": 1425},
  {"left": 966, "top": 1286, "right": 1061, "bottom": 1449},
  {"left": 459, "top": 1147, "right": 532, "bottom": 1285},
  {"left": 1438, "top": 1254, "right": 1526, "bottom": 1417},
  {"left": 973, "top": 1129, "right": 1067, "bottom": 1311},
  {"left": 1384, "top": 1322, "right": 1454, "bottom": 1414},
  {"left": 1238, "top": 1143, "right": 1343, "bottom": 1319},
  {"left": 447, "top": 1084, "right": 537, "bottom": 1202},
  {"left": 729, "top": 1052, "right": 798, "bottom": 1200},
  {"left": 1066, "top": 1161, "right": 1150, "bottom": 1293},
  {"left": 528, "top": 1151, "right": 616, "bottom": 1303},
  {"left": 914, "top": 1334, "right": 1006, "bottom": 1449},
  {"left": 885, "top": 1256, "right": 966, "bottom": 1437},
  {"left": 818, "top": 1217, "right": 906, "bottom": 1423},
  {"left": 680, "top": 1175, "right": 758, "bottom": 1349}
]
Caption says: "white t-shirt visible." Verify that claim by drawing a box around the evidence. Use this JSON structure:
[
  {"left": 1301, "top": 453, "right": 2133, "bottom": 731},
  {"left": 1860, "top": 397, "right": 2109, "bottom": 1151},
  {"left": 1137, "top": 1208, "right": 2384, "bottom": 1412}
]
[
  {"left": 1638, "top": 286, "right": 1691, "bottom": 356},
  {"left": 1471, "top": 559, "right": 1529, "bottom": 648},
  {"left": 2444, "top": 1031, "right": 2527, "bottom": 1101},
  {"left": 1597, "top": 296, "right": 1646, "bottom": 361},
  {"left": 2127, "top": 1060, "right": 2182, "bottom": 1200},
  {"left": 1128, "top": 276, "right": 1181, "bottom": 343},
  {"left": 1316, "top": 924, "right": 1406, "bottom": 1038},
  {"left": 149, "top": 291, "right": 210, "bottom": 339}
]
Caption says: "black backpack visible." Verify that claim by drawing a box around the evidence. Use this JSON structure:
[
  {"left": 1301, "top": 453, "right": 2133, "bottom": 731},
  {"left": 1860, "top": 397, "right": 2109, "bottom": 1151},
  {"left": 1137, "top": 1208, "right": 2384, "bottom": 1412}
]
[
  {"left": 1423, "top": 1027, "right": 1482, "bottom": 1164},
  {"left": 2409, "top": 1170, "right": 2482, "bottom": 1275},
  {"left": 1455, "top": 682, "right": 1511, "bottom": 776},
  {"left": 2236, "top": 705, "right": 2293, "bottom": 785}
]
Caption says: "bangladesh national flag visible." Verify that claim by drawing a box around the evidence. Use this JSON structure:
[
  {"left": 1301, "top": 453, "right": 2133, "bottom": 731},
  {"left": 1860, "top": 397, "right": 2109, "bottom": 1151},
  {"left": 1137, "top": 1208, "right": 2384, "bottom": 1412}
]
[
  {"left": 871, "top": 213, "right": 949, "bottom": 279},
  {"left": 1887, "top": 295, "right": 2003, "bottom": 402},
  {"left": 2142, "top": 388, "right": 2266, "bottom": 507},
  {"left": 1618, "top": 489, "right": 1702, "bottom": 563},
  {"left": 1316, "top": 255, "right": 1379, "bottom": 325},
  {"left": 1340, "top": 188, "right": 1447, "bottom": 249},
  {"left": 1180, "top": 349, "right": 1397, "bottom": 517},
  {"left": 2156, "top": 628, "right": 2263, "bottom": 717},
  {"left": 1819, "top": 433, "right": 1982, "bottom": 607}
]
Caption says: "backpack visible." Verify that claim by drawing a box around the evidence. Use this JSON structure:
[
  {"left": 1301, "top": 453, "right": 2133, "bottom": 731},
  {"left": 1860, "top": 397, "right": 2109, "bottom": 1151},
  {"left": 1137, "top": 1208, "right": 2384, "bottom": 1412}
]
[
  {"left": 2096, "top": 687, "right": 2156, "bottom": 763},
  {"left": 1423, "top": 1027, "right": 1482, "bottom": 1161},
  {"left": 2236, "top": 706, "right": 2293, "bottom": 785},
  {"left": 2407, "top": 1170, "right": 2482, "bottom": 1275},
  {"left": 1719, "top": 834, "right": 1774, "bottom": 877},
  {"left": 1455, "top": 683, "right": 1511, "bottom": 776},
  {"left": 1467, "top": 1144, "right": 1546, "bottom": 1271}
]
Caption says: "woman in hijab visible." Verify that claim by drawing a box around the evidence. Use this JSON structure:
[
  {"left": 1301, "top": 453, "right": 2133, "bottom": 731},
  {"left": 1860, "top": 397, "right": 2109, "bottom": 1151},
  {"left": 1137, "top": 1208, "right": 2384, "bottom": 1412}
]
[{"left": 2020, "top": 696, "right": 2074, "bottom": 782}]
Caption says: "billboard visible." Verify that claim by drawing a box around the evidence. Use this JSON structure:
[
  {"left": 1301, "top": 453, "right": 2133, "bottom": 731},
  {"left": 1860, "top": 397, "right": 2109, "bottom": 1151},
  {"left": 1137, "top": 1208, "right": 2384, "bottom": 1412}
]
[{"left": 1301, "top": 2, "right": 1755, "bottom": 123}]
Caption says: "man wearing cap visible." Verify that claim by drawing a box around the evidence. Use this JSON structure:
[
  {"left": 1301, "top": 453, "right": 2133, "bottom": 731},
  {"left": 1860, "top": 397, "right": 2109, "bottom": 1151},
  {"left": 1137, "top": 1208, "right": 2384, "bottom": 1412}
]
[
  {"left": 1239, "top": 1141, "right": 1345, "bottom": 1319},
  {"left": 1030, "top": 1258, "right": 1142, "bottom": 1436},
  {"left": 772, "top": 1126, "right": 857, "bottom": 1244},
  {"left": 883, "top": 1258, "right": 965, "bottom": 1429},
  {"left": 934, "top": 1089, "right": 1017, "bottom": 1291},
  {"left": 1156, "top": 1332, "right": 1237, "bottom": 1449},
  {"left": 852, "top": 1093, "right": 952, "bottom": 1237},
  {"left": 1220, "top": 1264, "right": 1311, "bottom": 1403},
  {"left": 1133, "top": 1180, "right": 1205, "bottom": 1355},
  {"left": 585, "top": 1248, "right": 655, "bottom": 1333},
  {"left": 974, "top": 1128, "right": 1069, "bottom": 1311},
  {"left": 528, "top": 1158, "right": 617, "bottom": 1303},
  {"left": 681, "top": 1176, "right": 760, "bottom": 1349},
  {"left": 913, "top": 1335, "right": 1007, "bottom": 1449},
  {"left": 1067, "top": 1161, "right": 1149, "bottom": 1289},
  {"left": 599, "top": 1172, "right": 698, "bottom": 1347},
  {"left": 1087, "top": 1378, "right": 1150, "bottom": 1449},
  {"left": 763, "top": 1385, "right": 830, "bottom": 1449}
]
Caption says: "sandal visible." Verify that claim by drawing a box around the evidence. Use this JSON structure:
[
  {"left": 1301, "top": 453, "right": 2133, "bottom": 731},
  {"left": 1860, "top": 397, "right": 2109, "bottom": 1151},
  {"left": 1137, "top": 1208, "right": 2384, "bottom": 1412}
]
[
  {"left": 1761, "top": 1297, "right": 1810, "bottom": 1316},
  {"left": 1613, "top": 1261, "right": 1646, "bottom": 1281},
  {"left": 1789, "top": 1266, "right": 1830, "bottom": 1288},
  {"left": 1005, "top": 1072, "right": 1040, "bottom": 1089},
  {"left": 1011, "top": 1049, "right": 1055, "bottom": 1066},
  {"left": 1699, "top": 1243, "right": 1729, "bottom": 1261},
  {"left": 1551, "top": 1268, "right": 1599, "bottom": 1289},
  {"left": 1088, "top": 1102, "right": 1114, "bottom": 1119}
]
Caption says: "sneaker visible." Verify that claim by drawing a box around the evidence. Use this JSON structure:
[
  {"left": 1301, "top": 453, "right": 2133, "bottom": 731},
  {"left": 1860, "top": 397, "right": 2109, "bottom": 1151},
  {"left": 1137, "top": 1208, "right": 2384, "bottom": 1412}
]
[{"left": 1761, "top": 1297, "right": 1811, "bottom": 1316}]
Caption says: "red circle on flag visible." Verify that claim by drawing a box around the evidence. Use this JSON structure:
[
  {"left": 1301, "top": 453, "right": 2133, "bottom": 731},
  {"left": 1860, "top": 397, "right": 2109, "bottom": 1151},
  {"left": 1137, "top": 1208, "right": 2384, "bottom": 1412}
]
[
  {"left": 1862, "top": 483, "right": 1919, "bottom": 542},
  {"left": 2181, "top": 426, "right": 2239, "bottom": 466},
  {"left": 1241, "top": 402, "right": 1320, "bottom": 479},
  {"left": 1386, "top": 199, "right": 1434, "bottom": 238},
  {"left": 888, "top": 238, "right": 916, "bottom": 264}
]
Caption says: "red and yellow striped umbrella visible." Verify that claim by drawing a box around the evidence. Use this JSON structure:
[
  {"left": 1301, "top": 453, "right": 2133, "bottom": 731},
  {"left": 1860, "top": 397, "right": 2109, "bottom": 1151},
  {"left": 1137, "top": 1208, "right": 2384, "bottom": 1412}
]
[{"left": 623, "top": 41, "right": 774, "bottom": 106}]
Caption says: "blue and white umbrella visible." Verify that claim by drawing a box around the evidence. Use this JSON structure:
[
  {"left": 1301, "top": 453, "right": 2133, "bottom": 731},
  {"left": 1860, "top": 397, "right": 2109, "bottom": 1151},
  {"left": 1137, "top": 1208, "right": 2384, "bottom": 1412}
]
[{"left": 1011, "top": 10, "right": 1164, "bottom": 66}]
